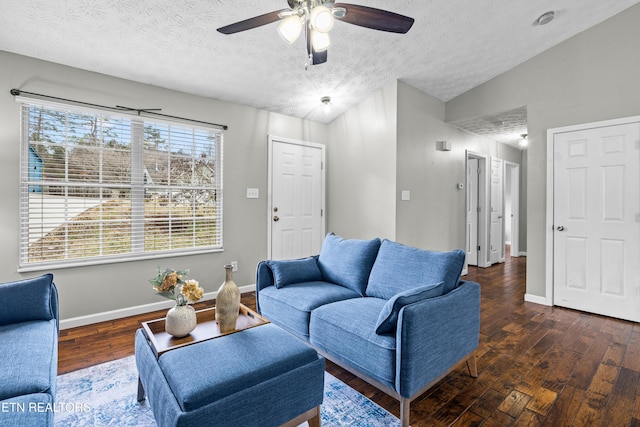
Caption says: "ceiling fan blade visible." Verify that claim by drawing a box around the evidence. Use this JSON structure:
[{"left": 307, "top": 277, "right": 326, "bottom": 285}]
[
  {"left": 217, "top": 10, "right": 285, "bottom": 35},
  {"left": 334, "top": 3, "right": 414, "bottom": 34}
]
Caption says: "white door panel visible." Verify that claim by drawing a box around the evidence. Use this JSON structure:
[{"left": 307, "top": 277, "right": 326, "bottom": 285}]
[
  {"left": 553, "top": 122, "right": 640, "bottom": 322},
  {"left": 270, "top": 138, "right": 324, "bottom": 260}
]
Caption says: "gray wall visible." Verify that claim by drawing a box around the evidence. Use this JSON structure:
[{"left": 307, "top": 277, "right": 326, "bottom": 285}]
[
  {"left": 396, "top": 82, "right": 523, "bottom": 263},
  {"left": 324, "top": 79, "right": 524, "bottom": 268},
  {"left": 0, "top": 51, "right": 327, "bottom": 320},
  {"left": 326, "top": 80, "right": 398, "bottom": 240},
  {"left": 446, "top": 4, "right": 640, "bottom": 298}
]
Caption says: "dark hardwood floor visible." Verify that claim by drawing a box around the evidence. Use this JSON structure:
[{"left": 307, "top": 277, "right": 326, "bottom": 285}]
[{"left": 59, "top": 252, "right": 640, "bottom": 426}]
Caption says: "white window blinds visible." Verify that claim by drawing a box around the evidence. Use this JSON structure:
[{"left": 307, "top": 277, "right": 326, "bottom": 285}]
[{"left": 19, "top": 100, "right": 223, "bottom": 270}]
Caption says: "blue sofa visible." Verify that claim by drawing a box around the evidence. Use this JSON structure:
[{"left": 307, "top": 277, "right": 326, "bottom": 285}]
[
  {"left": 256, "top": 234, "right": 480, "bottom": 427},
  {"left": 0, "top": 274, "right": 59, "bottom": 427}
]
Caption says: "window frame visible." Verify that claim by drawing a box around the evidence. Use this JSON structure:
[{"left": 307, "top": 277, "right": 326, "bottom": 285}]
[{"left": 17, "top": 98, "right": 224, "bottom": 272}]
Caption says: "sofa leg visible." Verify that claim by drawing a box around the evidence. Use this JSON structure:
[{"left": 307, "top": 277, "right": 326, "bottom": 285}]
[
  {"left": 466, "top": 352, "right": 478, "bottom": 378},
  {"left": 400, "top": 397, "right": 410, "bottom": 427},
  {"left": 137, "top": 377, "right": 146, "bottom": 402}
]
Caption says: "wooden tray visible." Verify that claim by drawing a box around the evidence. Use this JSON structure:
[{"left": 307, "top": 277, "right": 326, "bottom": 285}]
[{"left": 141, "top": 304, "right": 269, "bottom": 358}]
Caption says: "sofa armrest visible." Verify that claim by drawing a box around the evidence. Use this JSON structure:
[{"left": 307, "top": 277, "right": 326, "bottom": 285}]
[
  {"left": 255, "top": 261, "right": 274, "bottom": 313},
  {"left": 395, "top": 280, "right": 480, "bottom": 398},
  {"left": 0, "top": 274, "right": 59, "bottom": 328}
]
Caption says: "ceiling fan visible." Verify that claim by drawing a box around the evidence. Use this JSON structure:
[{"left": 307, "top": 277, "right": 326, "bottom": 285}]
[{"left": 217, "top": 0, "right": 414, "bottom": 66}]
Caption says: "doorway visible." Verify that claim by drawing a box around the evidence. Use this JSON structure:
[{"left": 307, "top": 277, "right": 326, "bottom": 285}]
[
  {"left": 267, "top": 136, "right": 326, "bottom": 260},
  {"left": 504, "top": 161, "right": 520, "bottom": 258},
  {"left": 466, "top": 151, "right": 488, "bottom": 268}
]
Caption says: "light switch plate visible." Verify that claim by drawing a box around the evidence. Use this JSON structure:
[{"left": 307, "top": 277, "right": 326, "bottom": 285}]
[
  {"left": 401, "top": 190, "right": 411, "bottom": 201},
  {"left": 246, "top": 188, "right": 259, "bottom": 199}
]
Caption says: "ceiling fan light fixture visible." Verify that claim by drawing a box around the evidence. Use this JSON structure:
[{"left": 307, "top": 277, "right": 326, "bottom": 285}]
[
  {"left": 310, "top": 5, "right": 334, "bottom": 32},
  {"left": 278, "top": 15, "right": 303, "bottom": 43},
  {"left": 311, "top": 30, "right": 330, "bottom": 52}
]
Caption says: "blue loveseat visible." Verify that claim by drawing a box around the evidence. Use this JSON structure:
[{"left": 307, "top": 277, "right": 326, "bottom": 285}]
[
  {"left": 0, "top": 274, "right": 59, "bottom": 427},
  {"left": 256, "top": 234, "right": 480, "bottom": 427}
]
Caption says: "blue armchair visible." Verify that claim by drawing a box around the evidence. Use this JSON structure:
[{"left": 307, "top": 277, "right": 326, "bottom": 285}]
[{"left": 0, "top": 274, "right": 59, "bottom": 427}]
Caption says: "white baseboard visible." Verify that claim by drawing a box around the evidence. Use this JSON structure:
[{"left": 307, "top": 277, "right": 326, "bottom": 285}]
[
  {"left": 519, "top": 251, "right": 527, "bottom": 256},
  {"left": 524, "top": 293, "right": 550, "bottom": 306},
  {"left": 59, "top": 284, "right": 257, "bottom": 330}
]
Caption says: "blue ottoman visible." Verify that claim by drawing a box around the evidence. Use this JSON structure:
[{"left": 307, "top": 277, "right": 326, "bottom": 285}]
[{"left": 135, "top": 323, "right": 324, "bottom": 427}]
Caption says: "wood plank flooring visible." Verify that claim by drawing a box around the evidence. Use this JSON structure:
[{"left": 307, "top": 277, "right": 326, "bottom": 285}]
[{"left": 58, "top": 253, "right": 640, "bottom": 426}]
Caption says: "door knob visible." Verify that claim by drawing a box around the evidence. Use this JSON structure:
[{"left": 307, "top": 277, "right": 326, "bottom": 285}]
[
  {"left": 273, "top": 216, "right": 279, "bottom": 222},
  {"left": 557, "top": 225, "right": 565, "bottom": 231}
]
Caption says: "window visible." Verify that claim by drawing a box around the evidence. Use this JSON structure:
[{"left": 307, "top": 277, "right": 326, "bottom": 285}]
[{"left": 19, "top": 100, "right": 223, "bottom": 270}]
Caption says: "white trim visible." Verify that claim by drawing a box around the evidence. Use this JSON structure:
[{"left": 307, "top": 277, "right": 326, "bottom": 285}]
[
  {"left": 267, "top": 135, "right": 326, "bottom": 260},
  {"left": 546, "top": 115, "right": 640, "bottom": 308},
  {"left": 59, "top": 284, "right": 256, "bottom": 330},
  {"left": 524, "top": 293, "right": 550, "bottom": 306},
  {"left": 519, "top": 251, "right": 527, "bottom": 257}
]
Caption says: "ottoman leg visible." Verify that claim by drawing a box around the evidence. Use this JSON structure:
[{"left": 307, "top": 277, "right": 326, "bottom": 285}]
[
  {"left": 281, "top": 405, "right": 321, "bottom": 427},
  {"left": 137, "top": 377, "right": 146, "bottom": 402}
]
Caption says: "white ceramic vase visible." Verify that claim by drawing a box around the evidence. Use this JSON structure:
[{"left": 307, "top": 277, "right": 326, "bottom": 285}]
[
  {"left": 216, "top": 264, "right": 240, "bottom": 333},
  {"left": 165, "top": 304, "right": 197, "bottom": 338}
]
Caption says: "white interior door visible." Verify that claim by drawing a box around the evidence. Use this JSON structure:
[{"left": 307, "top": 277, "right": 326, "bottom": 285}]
[
  {"left": 489, "top": 157, "right": 504, "bottom": 264},
  {"left": 466, "top": 158, "right": 479, "bottom": 266},
  {"left": 268, "top": 136, "right": 325, "bottom": 260},
  {"left": 552, "top": 121, "right": 640, "bottom": 322}
]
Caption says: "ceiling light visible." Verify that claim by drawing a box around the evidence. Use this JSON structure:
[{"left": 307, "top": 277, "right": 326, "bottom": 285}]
[
  {"left": 311, "top": 30, "right": 330, "bottom": 52},
  {"left": 321, "top": 96, "right": 332, "bottom": 114},
  {"left": 519, "top": 134, "right": 528, "bottom": 148},
  {"left": 310, "top": 5, "right": 334, "bottom": 32},
  {"left": 536, "top": 11, "right": 555, "bottom": 26},
  {"left": 278, "top": 15, "right": 303, "bottom": 43}
]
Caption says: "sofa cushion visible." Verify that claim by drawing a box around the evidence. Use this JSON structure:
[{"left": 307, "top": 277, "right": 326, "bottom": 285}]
[
  {"left": 317, "top": 233, "right": 381, "bottom": 296},
  {"left": 375, "top": 282, "right": 444, "bottom": 335},
  {"left": 266, "top": 257, "right": 322, "bottom": 289},
  {"left": 258, "top": 282, "right": 361, "bottom": 339},
  {"left": 0, "top": 320, "right": 57, "bottom": 401},
  {"left": 366, "top": 240, "right": 465, "bottom": 299},
  {"left": 310, "top": 298, "right": 396, "bottom": 388},
  {"left": 0, "top": 274, "right": 55, "bottom": 326}
]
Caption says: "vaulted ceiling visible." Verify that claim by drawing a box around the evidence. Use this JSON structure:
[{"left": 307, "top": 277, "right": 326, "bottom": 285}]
[{"left": 2, "top": 1, "right": 638, "bottom": 147}]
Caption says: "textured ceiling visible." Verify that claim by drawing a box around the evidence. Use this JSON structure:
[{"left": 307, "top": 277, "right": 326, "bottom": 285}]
[{"left": 1, "top": 0, "right": 638, "bottom": 148}]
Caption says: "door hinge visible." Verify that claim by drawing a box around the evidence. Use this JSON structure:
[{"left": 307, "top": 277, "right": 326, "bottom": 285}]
[
  {"left": 477, "top": 246, "right": 481, "bottom": 251},
  {"left": 321, "top": 161, "right": 324, "bottom": 170},
  {"left": 477, "top": 168, "right": 481, "bottom": 175},
  {"left": 477, "top": 206, "right": 481, "bottom": 213},
  {"left": 321, "top": 209, "right": 323, "bottom": 217}
]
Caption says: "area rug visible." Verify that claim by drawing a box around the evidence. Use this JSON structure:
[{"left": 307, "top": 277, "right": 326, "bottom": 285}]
[{"left": 55, "top": 356, "right": 400, "bottom": 426}]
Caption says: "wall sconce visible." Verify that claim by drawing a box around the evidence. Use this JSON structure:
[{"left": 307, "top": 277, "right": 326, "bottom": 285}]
[{"left": 437, "top": 140, "right": 451, "bottom": 151}]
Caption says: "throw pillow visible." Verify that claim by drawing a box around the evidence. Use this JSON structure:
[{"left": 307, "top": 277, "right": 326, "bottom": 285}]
[
  {"left": 317, "top": 233, "right": 381, "bottom": 296},
  {"left": 267, "top": 257, "right": 322, "bottom": 289},
  {"left": 366, "top": 239, "right": 465, "bottom": 299},
  {"left": 375, "top": 281, "right": 444, "bottom": 335}
]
